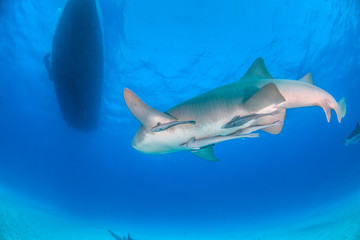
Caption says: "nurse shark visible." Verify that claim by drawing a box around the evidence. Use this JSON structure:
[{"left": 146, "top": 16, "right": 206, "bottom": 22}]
[
  {"left": 124, "top": 58, "right": 346, "bottom": 161},
  {"left": 345, "top": 122, "right": 360, "bottom": 145}
]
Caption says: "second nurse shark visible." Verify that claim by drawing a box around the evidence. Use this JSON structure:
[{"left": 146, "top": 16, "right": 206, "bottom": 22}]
[{"left": 124, "top": 58, "right": 346, "bottom": 161}]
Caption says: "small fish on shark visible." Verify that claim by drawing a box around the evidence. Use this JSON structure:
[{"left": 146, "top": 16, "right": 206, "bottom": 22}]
[
  {"left": 123, "top": 58, "right": 346, "bottom": 161},
  {"left": 223, "top": 111, "right": 280, "bottom": 129},
  {"left": 181, "top": 121, "right": 282, "bottom": 151},
  {"left": 345, "top": 122, "right": 360, "bottom": 146},
  {"left": 152, "top": 120, "right": 196, "bottom": 132}
]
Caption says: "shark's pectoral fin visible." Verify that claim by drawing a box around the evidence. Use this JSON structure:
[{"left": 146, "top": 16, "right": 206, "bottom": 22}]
[
  {"left": 299, "top": 73, "right": 313, "bottom": 85},
  {"left": 239, "top": 58, "right": 274, "bottom": 82},
  {"left": 224, "top": 83, "right": 284, "bottom": 129},
  {"left": 243, "top": 83, "right": 285, "bottom": 113},
  {"left": 123, "top": 88, "right": 177, "bottom": 129},
  {"left": 261, "top": 109, "right": 286, "bottom": 134},
  {"left": 191, "top": 146, "right": 219, "bottom": 162}
]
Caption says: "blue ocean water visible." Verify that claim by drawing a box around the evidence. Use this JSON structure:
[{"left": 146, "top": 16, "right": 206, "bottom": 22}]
[{"left": 0, "top": 0, "right": 360, "bottom": 239}]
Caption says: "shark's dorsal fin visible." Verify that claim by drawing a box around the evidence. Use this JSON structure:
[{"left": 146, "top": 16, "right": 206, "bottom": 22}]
[
  {"left": 239, "top": 57, "right": 274, "bottom": 81},
  {"left": 191, "top": 146, "right": 219, "bottom": 162},
  {"left": 123, "top": 88, "right": 176, "bottom": 128},
  {"left": 243, "top": 83, "right": 285, "bottom": 113},
  {"left": 299, "top": 73, "right": 313, "bottom": 85}
]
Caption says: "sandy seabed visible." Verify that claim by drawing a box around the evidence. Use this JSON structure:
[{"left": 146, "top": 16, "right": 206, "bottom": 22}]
[{"left": 1, "top": 186, "right": 360, "bottom": 240}]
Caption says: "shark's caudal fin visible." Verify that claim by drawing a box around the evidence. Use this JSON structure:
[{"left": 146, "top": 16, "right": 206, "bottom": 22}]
[
  {"left": 123, "top": 88, "right": 177, "bottom": 128},
  {"left": 298, "top": 73, "right": 345, "bottom": 123},
  {"left": 321, "top": 97, "right": 346, "bottom": 123},
  {"left": 335, "top": 97, "right": 346, "bottom": 123},
  {"left": 239, "top": 57, "right": 274, "bottom": 81}
]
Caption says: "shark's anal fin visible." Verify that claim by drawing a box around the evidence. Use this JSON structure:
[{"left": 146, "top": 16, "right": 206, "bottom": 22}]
[
  {"left": 151, "top": 120, "right": 196, "bottom": 132},
  {"left": 191, "top": 146, "right": 219, "bottom": 162},
  {"left": 123, "top": 88, "right": 177, "bottom": 129},
  {"left": 299, "top": 73, "right": 313, "bottom": 85},
  {"left": 243, "top": 83, "right": 285, "bottom": 113}
]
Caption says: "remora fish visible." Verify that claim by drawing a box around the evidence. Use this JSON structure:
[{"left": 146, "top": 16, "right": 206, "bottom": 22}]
[
  {"left": 181, "top": 121, "right": 282, "bottom": 153},
  {"left": 345, "top": 122, "right": 360, "bottom": 146},
  {"left": 123, "top": 58, "right": 346, "bottom": 161}
]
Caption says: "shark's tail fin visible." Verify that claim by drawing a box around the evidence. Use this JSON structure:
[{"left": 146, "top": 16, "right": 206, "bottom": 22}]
[
  {"left": 322, "top": 97, "right": 346, "bottom": 123},
  {"left": 335, "top": 97, "right": 346, "bottom": 123}
]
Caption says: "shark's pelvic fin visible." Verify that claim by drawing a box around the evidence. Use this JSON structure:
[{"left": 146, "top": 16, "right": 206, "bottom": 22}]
[
  {"left": 151, "top": 120, "right": 196, "bottom": 132},
  {"left": 123, "top": 88, "right": 177, "bottom": 128},
  {"left": 243, "top": 83, "right": 285, "bottom": 113},
  {"left": 299, "top": 73, "right": 313, "bottom": 85},
  {"left": 240, "top": 57, "right": 274, "bottom": 81},
  {"left": 261, "top": 109, "right": 286, "bottom": 134},
  {"left": 191, "top": 146, "right": 219, "bottom": 162}
]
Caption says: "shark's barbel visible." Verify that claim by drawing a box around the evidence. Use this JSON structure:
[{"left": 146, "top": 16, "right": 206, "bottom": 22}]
[{"left": 123, "top": 58, "right": 346, "bottom": 161}]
